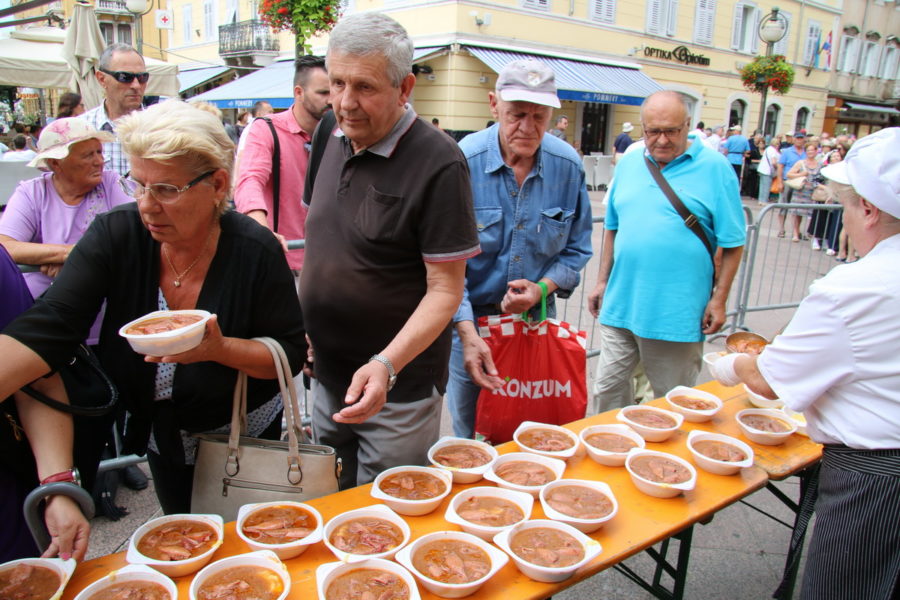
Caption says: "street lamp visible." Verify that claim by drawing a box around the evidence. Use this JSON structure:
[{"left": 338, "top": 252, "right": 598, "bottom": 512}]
[
  {"left": 756, "top": 7, "right": 788, "bottom": 136},
  {"left": 125, "top": 0, "right": 153, "bottom": 54}
]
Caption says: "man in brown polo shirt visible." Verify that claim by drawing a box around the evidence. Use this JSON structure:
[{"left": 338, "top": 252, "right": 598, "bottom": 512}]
[{"left": 300, "top": 12, "right": 480, "bottom": 488}]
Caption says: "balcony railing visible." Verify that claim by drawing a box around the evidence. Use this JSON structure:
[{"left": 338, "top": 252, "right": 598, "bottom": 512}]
[
  {"left": 95, "top": 0, "right": 129, "bottom": 13},
  {"left": 219, "top": 20, "right": 279, "bottom": 56}
]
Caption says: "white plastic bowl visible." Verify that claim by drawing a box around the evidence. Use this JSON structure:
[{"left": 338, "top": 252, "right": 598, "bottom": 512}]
[
  {"left": 394, "top": 531, "right": 509, "bottom": 598},
  {"left": 235, "top": 501, "right": 323, "bottom": 560},
  {"left": 118, "top": 309, "right": 211, "bottom": 356},
  {"left": 444, "top": 486, "right": 534, "bottom": 541},
  {"left": 781, "top": 406, "right": 809, "bottom": 436},
  {"left": 539, "top": 479, "right": 618, "bottom": 534},
  {"left": 625, "top": 448, "right": 697, "bottom": 498},
  {"left": 579, "top": 424, "right": 645, "bottom": 467},
  {"left": 483, "top": 452, "right": 566, "bottom": 497},
  {"left": 493, "top": 519, "right": 602, "bottom": 583},
  {"left": 736, "top": 408, "right": 797, "bottom": 445},
  {"left": 664, "top": 386, "right": 723, "bottom": 423},
  {"left": 702, "top": 350, "right": 727, "bottom": 368},
  {"left": 189, "top": 550, "right": 289, "bottom": 600},
  {"left": 316, "top": 558, "right": 421, "bottom": 600},
  {"left": 616, "top": 405, "right": 684, "bottom": 442},
  {"left": 323, "top": 504, "right": 411, "bottom": 562},
  {"left": 0, "top": 557, "right": 76, "bottom": 600},
  {"left": 370, "top": 465, "right": 453, "bottom": 516},
  {"left": 428, "top": 436, "right": 498, "bottom": 484},
  {"left": 126, "top": 513, "right": 223, "bottom": 578},
  {"left": 73, "top": 564, "right": 176, "bottom": 600},
  {"left": 686, "top": 430, "right": 755, "bottom": 475},
  {"left": 743, "top": 383, "right": 784, "bottom": 409},
  {"left": 513, "top": 421, "right": 580, "bottom": 459}
]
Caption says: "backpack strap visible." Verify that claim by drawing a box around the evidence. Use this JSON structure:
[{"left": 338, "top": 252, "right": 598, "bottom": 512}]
[
  {"left": 259, "top": 117, "right": 281, "bottom": 232},
  {"left": 303, "top": 110, "right": 337, "bottom": 207}
]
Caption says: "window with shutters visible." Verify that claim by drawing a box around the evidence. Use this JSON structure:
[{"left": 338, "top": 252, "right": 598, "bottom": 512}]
[
  {"left": 99, "top": 22, "right": 114, "bottom": 46},
  {"left": 182, "top": 5, "right": 192, "bottom": 44},
  {"left": 646, "top": 0, "right": 678, "bottom": 37},
  {"left": 795, "top": 107, "right": 809, "bottom": 132},
  {"left": 693, "top": 0, "right": 716, "bottom": 45},
  {"left": 731, "top": 1, "right": 760, "bottom": 53},
  {"left": 225, "top": 0, "right": 238, "bottom": 24},
  {"left": 860, "top": 42, "right": 880, "bottom": 76},
  {"left": 838, "top": 35, "right": 860, "bottom": 72},
  {"left": 589, "top": 0, "right": 615, "bottom": 24},
  {"left": 773, "top": 11, "right": 790, "bottom": 56},
  {"left": 880, "top": 46, "right": 898, "bottom": 79},
  {"left": 118, "top": 25, "right": 132, "bottom": 46},
  {"left": 802, "top": 20, "right": 821, "bottom": 66},
  {"left": 203, "top": 0, "right": 216, "bottom": 40},
  {"left": 521, "top": 0, "right": 549, "bottom": 11}
]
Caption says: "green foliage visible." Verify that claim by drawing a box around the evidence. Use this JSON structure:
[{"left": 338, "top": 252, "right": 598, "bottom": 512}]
[
  {"left": 258, "top": 0, "right": 340, "bottom": 53},
  {"left": 740, "top": 55, "right": 795, "bottom": 96}
]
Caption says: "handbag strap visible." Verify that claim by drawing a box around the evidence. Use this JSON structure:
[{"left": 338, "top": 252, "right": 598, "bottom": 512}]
[
  {"left": 259, "top": 117, "right": 281, "bottom": 233},
  {"left": 19, "top": 345, "right": 118, "bottom": 417},
  {"left": 644, "top": 155, "right": 715, "bottom": 260},
  {"left": 225, "top": 337, "right": 305, "bottom": 484}
]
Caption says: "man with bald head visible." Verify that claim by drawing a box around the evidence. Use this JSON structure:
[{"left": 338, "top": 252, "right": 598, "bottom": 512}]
[{"left": 588, "top": 90, "right": 745, "bottom": 412}]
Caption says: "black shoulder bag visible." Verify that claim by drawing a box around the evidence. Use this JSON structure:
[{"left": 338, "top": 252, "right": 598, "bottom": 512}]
[
  {"left": 259, "top": 117, "right": 282, "bottom": 232},
  {"left": 19, "top": 344, "right": 118, "bottom": 417},
  {"left": 644, "top": 155, "right": 716, "bottom": 261}
]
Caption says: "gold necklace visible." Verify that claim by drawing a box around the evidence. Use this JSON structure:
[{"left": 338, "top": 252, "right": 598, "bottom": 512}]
[{"left": 162, "top": 226, "right": 216, "bottom": 288}]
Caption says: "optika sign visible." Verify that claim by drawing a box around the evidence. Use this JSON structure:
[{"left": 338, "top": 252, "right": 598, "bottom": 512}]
[
  {"left": 491, "top": 378, "right": 572, "bottom": 399},
  {"left": 644, "top": 45, "right": 711, "bottom": 66}
]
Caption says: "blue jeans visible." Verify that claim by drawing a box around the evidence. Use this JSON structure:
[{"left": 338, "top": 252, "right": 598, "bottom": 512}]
[{"left": 446, "top": 329, "right": 481, "bottom": 439}]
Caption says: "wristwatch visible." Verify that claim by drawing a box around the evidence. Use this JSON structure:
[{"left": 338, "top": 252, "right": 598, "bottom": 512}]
[
  {"left": 40, "top": 467, "right": 82, "bottom": 487},
  {"left": 368, "top": 354, "right": 397, "bottom": 391}
]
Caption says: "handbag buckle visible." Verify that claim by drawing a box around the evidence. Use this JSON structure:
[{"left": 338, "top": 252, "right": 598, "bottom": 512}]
[
  {"left": 287, "top": 456, "right": 303, "bottom": 485},
  {"left": 225, "top": 450, "right": 240, "bottom": 477}
]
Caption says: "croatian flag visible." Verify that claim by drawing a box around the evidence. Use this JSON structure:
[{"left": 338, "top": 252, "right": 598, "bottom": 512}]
[{"left": 821, "top": 31, "right": 833, "bottom": 70}]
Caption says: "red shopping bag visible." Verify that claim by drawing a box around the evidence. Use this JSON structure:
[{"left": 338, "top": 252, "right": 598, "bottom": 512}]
[{"left": 474, "top": 314, "right": 587, "bottom": 444}]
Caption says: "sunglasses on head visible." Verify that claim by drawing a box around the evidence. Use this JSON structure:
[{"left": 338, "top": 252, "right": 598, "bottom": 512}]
[{"left": 100, "top": 68, "right": 150, "bottom": 84}]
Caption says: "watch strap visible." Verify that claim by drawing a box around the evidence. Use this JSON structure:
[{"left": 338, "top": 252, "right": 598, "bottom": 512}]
[
  {"left": 40, "top": 468, "right": 80, "bottom": 486},
  {"left": 368, "top": 354, "right": 397, "bottom": 391}
]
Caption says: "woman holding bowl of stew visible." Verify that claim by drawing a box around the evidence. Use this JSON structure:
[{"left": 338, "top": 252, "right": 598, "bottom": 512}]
[{"left": 0, "top": 100, "right": 306, "bottom": 516}]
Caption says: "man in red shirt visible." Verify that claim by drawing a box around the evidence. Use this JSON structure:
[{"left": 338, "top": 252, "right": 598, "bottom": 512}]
[{"left": 234, "top": 55, "right": 330, "bottom": 275}]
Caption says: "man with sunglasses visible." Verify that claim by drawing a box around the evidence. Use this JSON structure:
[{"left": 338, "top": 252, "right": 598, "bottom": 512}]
[
  {"left": 588, "top": 90, "right": 745, "bottom": 413},
  {"left": 81, "top": 43, "right": 149, "bottom": 176}
]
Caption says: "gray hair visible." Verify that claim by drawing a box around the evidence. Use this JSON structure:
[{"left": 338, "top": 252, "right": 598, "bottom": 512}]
[
  {"left": 98, "top": 43, "right": 144, "bottom": 70},
  {"left": 640, "top": 90, "right": 690, "bottom": 123},
  {"left": 326, "top": 12, "right": 413, "bottom": 87}
]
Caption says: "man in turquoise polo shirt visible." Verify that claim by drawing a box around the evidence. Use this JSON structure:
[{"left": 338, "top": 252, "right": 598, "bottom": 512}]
[
  {"left": 723, "top": 124, "right": 751, "bottom": 182},
  {"left": 588, "top": 90, "right": 746, "bottom": 412}
]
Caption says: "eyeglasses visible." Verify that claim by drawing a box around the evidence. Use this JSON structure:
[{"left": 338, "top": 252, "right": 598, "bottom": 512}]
[
  {"left": 99, "top": 68, "right": 150, "bottom": 85},
  {"left": 643, "top": 125, "right": 686, "bottom": 139},
  {"left": 119, "top": 171, "right": 215, "bottom": 203}
]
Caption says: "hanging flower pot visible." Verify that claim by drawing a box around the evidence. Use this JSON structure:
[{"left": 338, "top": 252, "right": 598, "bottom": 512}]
[
  {"left": 258, "top": 0, "right": 342, "bottom": 53},
  {"left": 739, "top": 55, "right": 795, "bottom": 96}
]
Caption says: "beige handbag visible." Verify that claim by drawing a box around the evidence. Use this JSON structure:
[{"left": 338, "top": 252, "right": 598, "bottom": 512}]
[
  {"left": 785, "top": 176, "right": 806, "bottom": 190},
  {"left": 190, "top": 337, "right": 340, "bottom": 521}
]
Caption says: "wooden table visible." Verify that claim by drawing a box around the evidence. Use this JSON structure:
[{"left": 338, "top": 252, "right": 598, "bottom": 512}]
[{"left": 61, "top": 381, "right": 795, "bottom": 600}]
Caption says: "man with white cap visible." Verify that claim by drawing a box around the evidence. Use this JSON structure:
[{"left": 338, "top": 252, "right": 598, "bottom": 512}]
[
  {"left": 445, "top": 59, "right": 593, "bottom": 438},
  {"left": 613, "top": 121, "right": 634, "bottom": 164},
  {"left": 723, "top": 124, "right": 750, "bottom": 181},
  {"left": 711, "top": 127, "right": 900, "bottom": 600}
]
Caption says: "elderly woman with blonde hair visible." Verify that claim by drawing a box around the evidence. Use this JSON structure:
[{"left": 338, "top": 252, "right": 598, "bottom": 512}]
[{"left": 0, "top": 100, "right": 306, "bottom": 516}]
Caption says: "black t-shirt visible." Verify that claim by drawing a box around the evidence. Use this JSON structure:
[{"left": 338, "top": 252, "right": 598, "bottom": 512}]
[{"left": 301, "top": 114, "right": 479, "bottom": 400}]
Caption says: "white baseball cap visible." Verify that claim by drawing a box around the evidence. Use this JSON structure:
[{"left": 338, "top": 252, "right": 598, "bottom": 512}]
[
  {"left": 821, "top": 127, "right": 900, "bottom": 219},
  {"left": 495, "top": 59, "right": 561, "bottom": 109}
]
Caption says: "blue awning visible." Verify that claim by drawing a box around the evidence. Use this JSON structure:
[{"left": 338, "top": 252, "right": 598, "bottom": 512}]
[
  {"left": 413, "top": 46, "right": 445, "bottom": 62},
  {"left": 465, "top": 46, "right": 662, "bottom": 106},
  {"left": 179, "top": 65, "right": 232, "bottom": 94},
  {"left": 191, "top": 59, "right": 295, "bottom": 110}
]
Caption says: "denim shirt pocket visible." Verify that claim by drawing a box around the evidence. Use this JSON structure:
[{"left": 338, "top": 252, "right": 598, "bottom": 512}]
[
  {"left": 355, "top": 185, "right": 404, "bottom": 241},
  {"left": 537, "top": 207, "right": 575, "bottom": 256},
  {"left": 474, "top": 207, "right": 504, "bottom": 255}
]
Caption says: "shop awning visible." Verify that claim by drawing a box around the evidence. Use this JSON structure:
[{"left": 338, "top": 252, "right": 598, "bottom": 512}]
[
  {"left": 413, "top": 46, "right": 446, "bottom": 62},
  {"left": 465, "top": 46, "right": 661, "bottom": 106},
  {"left": 191, "top": 58, "right": 295, "bottom": 110},
  {"left": 179, "top": 65, "right": 231, "bottom": 94},
  {"left": 843, "top": 101, "right": 900, "bottom": 115}
]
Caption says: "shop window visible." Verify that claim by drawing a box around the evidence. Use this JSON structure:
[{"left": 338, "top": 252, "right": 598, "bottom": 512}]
[
  {"left": 838, "top": 35, "right": 860, "bottom": 73},
  {"left": 765, "top": 104, "right": 780, "bottom": 138},
  {"left": 182, "top": 5, "right": 192, "bottom": 44},
  {"left": 589, "top": 0, "right": 615, "bottom": 24},
  {"left": 794, "top": 107, "right": 809, "bottom": 133},
  {"left": 729, "top": 99, "right": 747, "bottom": 129},
  {"left": 647, "top": 0, "right": 678, "bottom": 37},
  {"left": 693, "top": 0, "right": 715, "bottom": 45},
  {"left": 731, "top": 1, "right": 760, "bottom": 53},
  {"left": 803, "top": 20, "right": 822, "bottom": 66},
  {"left": 521, "top": 0, "right": 549, "bottom": 11}
]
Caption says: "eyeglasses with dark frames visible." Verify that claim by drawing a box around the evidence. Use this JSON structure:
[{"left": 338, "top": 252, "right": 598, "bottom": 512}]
[
  {"left": 99, "top": 68, "right": 150, "bottom": 85},
  {"left": 119, "top": 171, "right": 215, "bottom": 203}
]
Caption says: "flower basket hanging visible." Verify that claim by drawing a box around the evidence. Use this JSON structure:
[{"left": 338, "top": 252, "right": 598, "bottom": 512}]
[
  {"left": 258, "top": 0, "right": 342, "bottom": 53},
  {"left": 740, "top": 54, "right": 795, "bottom": 96}
]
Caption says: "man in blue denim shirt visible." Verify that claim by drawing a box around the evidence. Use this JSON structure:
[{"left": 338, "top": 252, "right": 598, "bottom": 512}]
[{"left": 446, "top": 60, "right": 593, "bottom": 439}]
